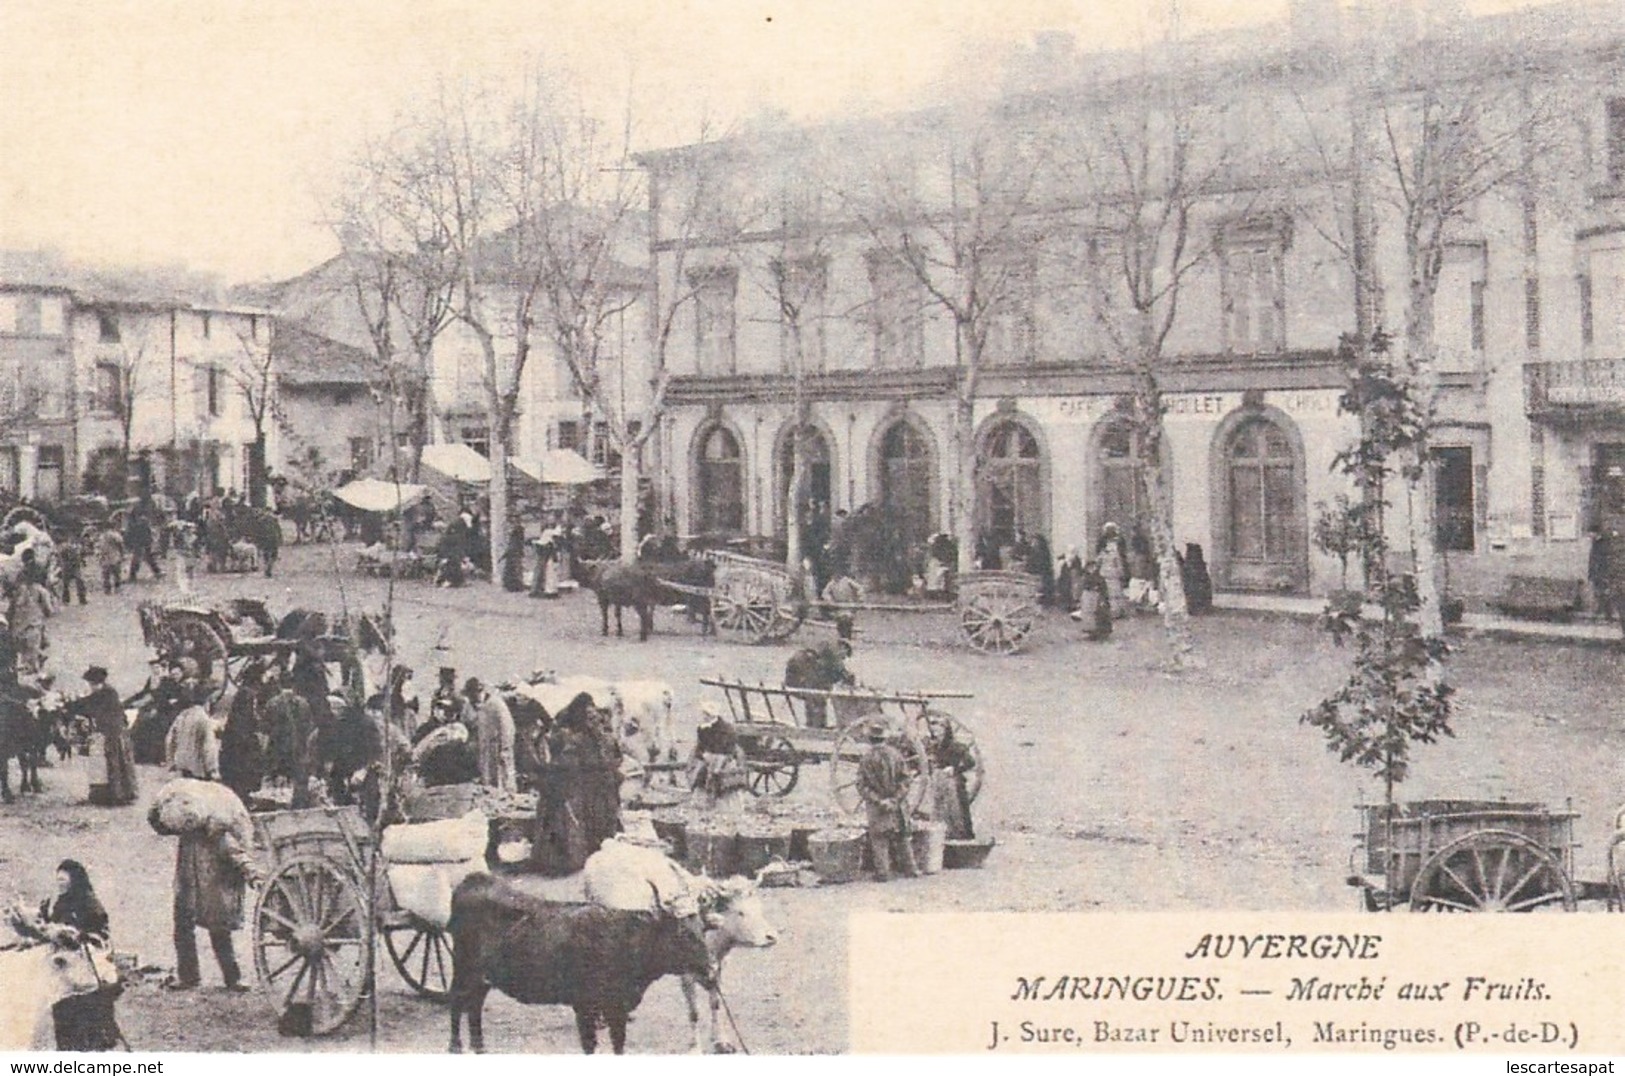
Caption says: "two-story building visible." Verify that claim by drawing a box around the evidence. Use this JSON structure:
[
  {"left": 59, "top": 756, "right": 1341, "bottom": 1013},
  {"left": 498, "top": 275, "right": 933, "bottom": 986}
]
[
  {"left": 641, "top": 0, "right": 1625, "bottom": 607},
  {"left": 0, "top": 257, "right": 276, "bottom": 502}
]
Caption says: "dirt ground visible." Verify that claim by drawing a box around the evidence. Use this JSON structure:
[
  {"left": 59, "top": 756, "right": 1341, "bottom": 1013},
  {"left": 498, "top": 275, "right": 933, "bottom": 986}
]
[{"left": 2, "top": 543, "right": 1621, "bottom": 1053}]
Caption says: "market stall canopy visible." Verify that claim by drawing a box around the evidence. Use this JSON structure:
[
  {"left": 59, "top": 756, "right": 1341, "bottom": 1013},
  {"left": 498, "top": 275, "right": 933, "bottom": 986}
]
[
  {"left": 512, "top": 449, "right": 603, "bottom": 486},
  {"left": 332, "top": 479, "right": 427, "bottom": 513},
  {"left": 420, "top": 442, "right": 492, "bottom": 484}
]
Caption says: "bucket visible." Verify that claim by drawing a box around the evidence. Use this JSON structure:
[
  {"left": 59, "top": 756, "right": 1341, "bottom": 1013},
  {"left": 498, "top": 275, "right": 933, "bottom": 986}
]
[
  {"left": 735, "top": 831, "right": 792, "bottom": 876},
  {"left": 808, "top": 831, "right": 866, "bottom": 884},
  {"left": 910, "top": 821, "right": 946, "bottom": 875},
  {"left": 651, "top": 817, "right": 688, "bottom": 861},
  {"left": 686, "top": 828, "right": 738, "bottom": 878}
]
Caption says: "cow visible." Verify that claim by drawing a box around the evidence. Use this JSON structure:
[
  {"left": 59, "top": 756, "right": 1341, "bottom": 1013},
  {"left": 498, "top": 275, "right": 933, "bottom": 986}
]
[
  {"left": 606, "top": 680, "right": 678, "bottom": 771},
  {"left": 643, "top": 554, "right": 715, "bottom": 635},
  {"left": 583, "top": 839, "right": 780, "bottom": 1053},
  {"left": 0, "top": 941, "right": 120, "bottom": 1051},
  {"left": 446, "top": 872, "right": 715, "bottom": 1054},
  {"left": 0, "top": 683, "right": 48, "bottom": 802}
]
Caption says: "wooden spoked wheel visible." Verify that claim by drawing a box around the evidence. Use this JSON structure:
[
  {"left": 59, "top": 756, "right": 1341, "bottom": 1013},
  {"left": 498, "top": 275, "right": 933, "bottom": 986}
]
[
  {"left": 253, "top": 854, "right": 369, "bottom": 1035},
  {"left": 158, "top": 613, "right": 231, "bottom": 679},
  {"left": 1408, "top": 830, "right": 1577, "bottom": 913},
  {"left": 382, "top": 919, "right": 455, "bottom": 999},
  {"left": 743, "top": 734, "right": 800, "bottom": 797},
  {"left": 830, "top": 719, "right": 930, "bottom": 816},
  {"left": 712, "top": 577, "right": 787, "bottom": 644},
  {"left": 958, "top": 584, "right": 1037, "bottom": 654}
]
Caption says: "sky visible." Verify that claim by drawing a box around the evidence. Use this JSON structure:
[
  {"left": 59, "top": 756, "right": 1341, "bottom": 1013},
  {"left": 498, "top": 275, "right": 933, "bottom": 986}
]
[{"left": 0, "top": 0, "right": 1556, "bottom": 286}]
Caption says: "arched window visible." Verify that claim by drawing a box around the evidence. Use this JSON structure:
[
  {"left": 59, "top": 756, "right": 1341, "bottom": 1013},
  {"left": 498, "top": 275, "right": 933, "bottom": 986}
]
[
  {"left": 878, "top": 420, "right": 934, "bottom": 553},
  {"left": 977, "top": 420, "right": 1044, "bottom": 550},
  {"left": 695, "top": 425, "right": 744, "bottom": 534},
  {"left": 1223, "top": 416, "right": 1302, "bottom": 587},
  {"left": 1095, "top": 421, "right": 1150, "bottom": 547}
]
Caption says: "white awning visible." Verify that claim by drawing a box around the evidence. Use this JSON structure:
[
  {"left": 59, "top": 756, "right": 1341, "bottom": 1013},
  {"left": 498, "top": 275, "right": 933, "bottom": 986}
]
[
  {"left": 332, "top": 479, "right": 427, "bottom": 514},
  {"left": 513, "top": 449, "right": 603, "bottom": 486},
  {"left": 420, "top": 442, "right": 492, "bottom": 484}
]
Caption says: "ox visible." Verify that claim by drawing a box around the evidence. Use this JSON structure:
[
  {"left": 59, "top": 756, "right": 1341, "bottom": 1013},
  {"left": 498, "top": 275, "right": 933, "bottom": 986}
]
[
  {"left": 0, "top": 942, "right": 120, "bottom": 1051},
  {"left": 607, "top": 681, "right": 677, "bottom": 770},
  {"left": 446, "top": 872, "right": 714, "bottom": 1054},
  {"left": 583, "top": 838, "right": 779, "bottom": 1053},
  {"left": 0, "top": 684, "right": 48, "bottom": 802}
]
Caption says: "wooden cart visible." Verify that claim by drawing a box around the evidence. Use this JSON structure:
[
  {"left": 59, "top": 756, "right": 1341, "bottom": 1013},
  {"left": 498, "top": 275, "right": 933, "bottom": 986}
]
[
  {"left": 699, "top": 676, "right": 982, "bottom": 815},
  {"left": 1347, "top": 799, "right": 1623, "bottom": 912},
  {"left": 662, "top": 553, "right": 1044, "bottom": 654},
  {"left": 249, "top": 806, "right": 456, "bottom": 1036}
]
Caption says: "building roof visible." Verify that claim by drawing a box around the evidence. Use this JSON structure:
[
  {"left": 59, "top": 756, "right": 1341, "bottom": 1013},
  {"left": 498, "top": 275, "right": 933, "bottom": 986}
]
[
  {"left": 0, "top": 249, "right": 270, "bottom": 314},
  {"left": 271, "top": 321, "right": 378, "bottom": 387}
]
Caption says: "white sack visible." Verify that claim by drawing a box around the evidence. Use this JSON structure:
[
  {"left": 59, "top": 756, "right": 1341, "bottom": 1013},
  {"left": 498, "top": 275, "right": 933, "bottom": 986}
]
[
  {"left": 385, "top": 858, "right": 484, "bottom": 929},
  {"left": 380, "top": 809, "right": 488, "bottom": 865}
]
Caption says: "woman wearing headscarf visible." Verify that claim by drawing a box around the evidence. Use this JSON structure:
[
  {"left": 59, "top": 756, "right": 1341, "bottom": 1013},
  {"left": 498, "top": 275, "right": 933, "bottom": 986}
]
[
  {"left": 66, "top": 666, "right": 139, "bottom": 806},
  {"left": 27, "top": 860, "right": 123, "bottom": 1050},
  {"left": 218, "top": 662, "right": 267, "bottom": 806}
]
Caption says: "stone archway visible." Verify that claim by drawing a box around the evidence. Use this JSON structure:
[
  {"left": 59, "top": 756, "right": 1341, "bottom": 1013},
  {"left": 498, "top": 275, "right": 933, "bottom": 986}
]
[
  {"left": 1209, "top": 405, "right": 1308, "bottom": 593},
  {"left": 689, "top": 420, "right": 747, "bottom": 535}
]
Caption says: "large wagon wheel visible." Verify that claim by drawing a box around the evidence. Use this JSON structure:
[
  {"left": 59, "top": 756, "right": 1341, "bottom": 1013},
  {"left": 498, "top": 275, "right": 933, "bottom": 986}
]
[
  {"left": 381, "top": 918, "right": 455, "bottom": 999},
  {"left": 253, "top": 854, "right": 369, "bottom": 1035},
  {"left": 711, "top": 576, "right": 783, "bottom": 644},
  {"left": 159, "top": 612, "right": 231, "bottom": 681},
  {"left": 830, "top": 718, "right": 930, "bottom": 816},
  {"left": 742, "top": 733, "right": 800, "bottom": 797},
  {"left": 1408, "top": 830, "right": 1577, "bottom": 913},
  {"left": 958, "top": 582, "right": 1037, "bottom": 655}
]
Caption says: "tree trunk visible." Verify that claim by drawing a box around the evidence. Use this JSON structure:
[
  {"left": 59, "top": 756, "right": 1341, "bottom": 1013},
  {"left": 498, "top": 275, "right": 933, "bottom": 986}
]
[
  {"left": 488, "top": 415, "right": 511, "bottom": 584},
  {"left": 619, "top": 437, "right": 641, "bottom": 563},
  {"left": 1405, "top": 267, "right": 1446, "bottom": 643},
  {"left": 247, "top": 436, "right": 267, "bottom": 507},
  {"left": 950, "top": 392, "right": 976, "bottom": 576},
  {"left": 1137, "top": 418, "right": 1198, "bottom": 670}
]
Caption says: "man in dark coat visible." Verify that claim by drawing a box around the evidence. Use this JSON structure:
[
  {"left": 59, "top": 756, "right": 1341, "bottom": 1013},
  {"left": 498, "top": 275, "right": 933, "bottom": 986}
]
[
  {"left": 124, "top": 509, "right": 162, "bottom": 582},
  {"left": 165, "top": 822, "right": 260, "bottom": 991},
  {"left": 67, "top": 666, "right": 138, "bottom": 806},
  {"left": 264, "top": 671, "right": 315, "bottom": 808},
  {"left": 532, "top": 693, "right": 622, "bottom": 877},
  {"left": 856, "top": 722, "right": 917, "bottom": 881}
]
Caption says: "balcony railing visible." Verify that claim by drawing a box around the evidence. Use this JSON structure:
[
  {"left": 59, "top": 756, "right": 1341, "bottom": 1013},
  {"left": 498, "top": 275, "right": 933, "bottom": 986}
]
[{"left": 1525, "top": 358, "right": 1625, "bottom": 418}]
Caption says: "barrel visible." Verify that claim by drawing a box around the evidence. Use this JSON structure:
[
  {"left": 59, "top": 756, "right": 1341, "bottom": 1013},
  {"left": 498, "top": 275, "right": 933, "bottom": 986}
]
[
  {"left": 651, "top": 817, "right": 689, "bottom": 861},
  {"left": 685, "top": 828, "right": 738, "bottom": 878},
  {"left": 910, "top": 821, "right": 946, "bottom": 875},
  {"left": 735, "top": 830, "right": 792, "bottom": 876},
  {"left": 808, "top": 830, "right": 867, "bottom": 884}
]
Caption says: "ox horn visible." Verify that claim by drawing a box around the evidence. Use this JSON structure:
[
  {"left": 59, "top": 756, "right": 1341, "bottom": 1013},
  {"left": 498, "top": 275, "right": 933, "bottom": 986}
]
[{"left": 648, "top": 879, "right": 666, "bottom": 915}]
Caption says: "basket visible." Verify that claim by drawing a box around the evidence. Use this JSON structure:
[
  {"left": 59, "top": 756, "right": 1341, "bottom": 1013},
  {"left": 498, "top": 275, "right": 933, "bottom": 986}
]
[
  {"left": 735, "top": 831, "right": 792, "bottom": 876},
  {"left": 910, "top": 821, "right": 947, "bottom": 875},
  {"left": 809, "top": 830, "right": 867, "bottom": 884},
  {"left": 942, "top": 836, "right": 996, "bottom": 869},
  {"left": 686, "top": 828, "right": 738, "bottom": 878},
  {"left": 403, "top": 783, "right": 478, "bottom": 822}
]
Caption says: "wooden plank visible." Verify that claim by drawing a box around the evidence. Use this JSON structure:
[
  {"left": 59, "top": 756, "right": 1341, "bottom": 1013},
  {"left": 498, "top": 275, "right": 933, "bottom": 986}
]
[{"left": 697, "top": 676, "right": 972, "bottom": 703}]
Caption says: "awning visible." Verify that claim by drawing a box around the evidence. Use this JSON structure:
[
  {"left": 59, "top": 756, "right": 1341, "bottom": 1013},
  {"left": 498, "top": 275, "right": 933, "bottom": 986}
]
[
  {"left": 512, "top": 449, "right": 604, "bottom": 486},
  {"left": 420, "top": 442, "right": 492, "bottom": 484},
  {"left": 332, "top": 479, "right": 427, "bottom": 514}
]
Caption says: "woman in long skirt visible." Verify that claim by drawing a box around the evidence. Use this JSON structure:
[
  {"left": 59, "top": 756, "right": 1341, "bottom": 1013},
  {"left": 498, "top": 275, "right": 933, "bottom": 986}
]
[{"left": 67, "top": 666, "right": 138, "bottom": 806}]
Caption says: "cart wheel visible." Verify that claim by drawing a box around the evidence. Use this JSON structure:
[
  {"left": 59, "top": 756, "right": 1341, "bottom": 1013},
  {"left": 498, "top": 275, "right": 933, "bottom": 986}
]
[
  {"left": 744, "top": 735, "right": 800, "bottom": 797},
  {"left": 713, "top": 578, "right": 781, "bottom": 643},
  {"left": 253, "top": 854, "right": 369, "bottom": 1034},
  {"left": 160, "top": 613, "right": 231, "bottom": 678},
  {"left": 911, "top": 712, "right": 986, "bottom": 805},
  {"left": 1409, "top": 830, "right": 1577, "bottom": 913},
  {"left": 831, "top": 719, "right": 930, "bottom": 816},
  {"left": 958, "top": 588, "right": 1036, "bottom": 655},
  {"left": 382, "top": 919, "right": 455, "bottom": 999}
]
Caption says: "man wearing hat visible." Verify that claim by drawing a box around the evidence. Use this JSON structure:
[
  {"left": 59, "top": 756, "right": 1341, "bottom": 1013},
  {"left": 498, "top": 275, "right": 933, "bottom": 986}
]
[
  {"left": 856, "top": 721, "right": 918, "bottom": 881},
  {"left": 66, "top": 666, "right": 138, "bottom": 805},
  {"left": 687, "top": 701, "right": 748, "bottom": 809},
  {"left": 463, "top": 677, "right": 515, "bottom": 791},
  {"left": 424, "top": 666, "right": 462, "bottom": 737}
]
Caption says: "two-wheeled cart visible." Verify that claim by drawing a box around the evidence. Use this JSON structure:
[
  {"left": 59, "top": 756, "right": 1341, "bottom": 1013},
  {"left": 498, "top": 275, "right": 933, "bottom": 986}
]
[
  {"left": 698, "top": 676, "right": 982, "bottom": 815},
  {"left": 249, "top": 806, "right": 456, "bottom": 1036},
  {"left": 1346, "top": 799, "right": 1625, "bottom": 912}
]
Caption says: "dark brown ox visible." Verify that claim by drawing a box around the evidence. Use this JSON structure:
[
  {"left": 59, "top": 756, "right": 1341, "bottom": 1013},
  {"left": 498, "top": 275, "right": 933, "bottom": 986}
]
[{"left": 446, "top": 872, "right": 714, "bottom": 1054}]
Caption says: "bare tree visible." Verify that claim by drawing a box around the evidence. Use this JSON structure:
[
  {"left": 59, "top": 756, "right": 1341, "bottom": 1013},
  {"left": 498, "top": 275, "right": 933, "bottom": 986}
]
[
  {"left": 843, "top": 105, "right": 1053, "bottom": 575},
  {"left": 229, "top": 327, "right": 278, "bottom": 507},
  {"left": 1062, "top": 67, "right": 1239, "bottom": 668}
]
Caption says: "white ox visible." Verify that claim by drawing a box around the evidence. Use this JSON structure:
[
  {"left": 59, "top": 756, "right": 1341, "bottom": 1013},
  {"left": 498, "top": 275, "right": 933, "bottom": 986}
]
[
  {"left": 583, "top": 838, "right": 779, "bottom": 1053},
  {"left": 0, "top": 522, "right": 56, "bottom": 591},
  {"left": 0, "top": 942, "right": 119, "bottom": 1051}
]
